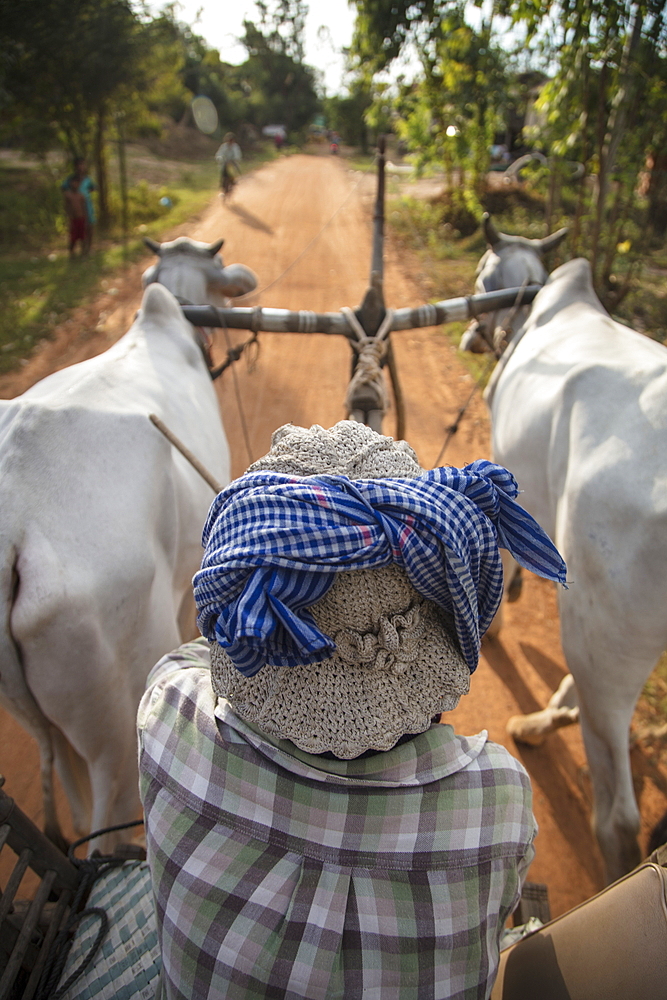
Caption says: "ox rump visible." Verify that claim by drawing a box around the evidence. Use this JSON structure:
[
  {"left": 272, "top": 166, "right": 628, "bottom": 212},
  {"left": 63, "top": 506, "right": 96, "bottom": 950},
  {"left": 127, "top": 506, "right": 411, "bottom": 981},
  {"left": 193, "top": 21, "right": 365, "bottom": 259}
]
[
  {"left": 0, "top": 280, "right": 229, "bottom": 853},
  {"left": 466, "top": 216, "right": 667, "bottom": 883}
]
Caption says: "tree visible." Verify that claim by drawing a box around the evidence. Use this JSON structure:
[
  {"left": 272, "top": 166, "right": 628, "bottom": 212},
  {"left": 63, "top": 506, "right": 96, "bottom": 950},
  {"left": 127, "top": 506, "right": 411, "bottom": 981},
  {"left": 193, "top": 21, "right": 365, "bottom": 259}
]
[
  {"left": 324, "top": 79, "right": 373, "bottom": 150},
  {"left": 0, "top": 0, "right": 146, "bottom": 228},
  {"left": 501, "top": 0, "right": 667, "bottom": 300},
  {"left": 238, "top": 2, "right": 320, "bottom": 134},
  {"left": 352, "top": 1, "right": 509, "bottom": 224}
]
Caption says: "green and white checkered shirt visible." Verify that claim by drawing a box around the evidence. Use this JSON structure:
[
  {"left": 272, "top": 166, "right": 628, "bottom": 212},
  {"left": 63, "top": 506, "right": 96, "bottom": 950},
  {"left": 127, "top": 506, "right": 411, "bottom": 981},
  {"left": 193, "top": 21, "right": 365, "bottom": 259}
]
[{"left": 138, "top": 639, "right": 536, "bottom": 1000}]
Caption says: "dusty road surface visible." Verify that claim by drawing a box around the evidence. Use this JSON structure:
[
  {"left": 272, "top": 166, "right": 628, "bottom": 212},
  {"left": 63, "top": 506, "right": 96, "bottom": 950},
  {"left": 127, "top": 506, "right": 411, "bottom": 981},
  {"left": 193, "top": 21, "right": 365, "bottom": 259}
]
[{"left": 2, "top": 153, "right": 667, "bottom": 917}]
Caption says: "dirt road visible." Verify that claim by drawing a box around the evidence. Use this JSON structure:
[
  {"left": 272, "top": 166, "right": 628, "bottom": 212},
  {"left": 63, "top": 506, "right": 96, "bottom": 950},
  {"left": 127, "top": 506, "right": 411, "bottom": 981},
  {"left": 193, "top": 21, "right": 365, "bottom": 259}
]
[{"left": 2, "top": 153, "right": 666, "bottom": 917}]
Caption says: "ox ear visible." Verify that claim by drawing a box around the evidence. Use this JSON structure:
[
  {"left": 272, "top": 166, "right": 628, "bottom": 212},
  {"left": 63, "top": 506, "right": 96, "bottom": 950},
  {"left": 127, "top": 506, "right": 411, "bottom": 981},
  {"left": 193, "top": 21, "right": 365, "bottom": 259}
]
[
  {"left": 540, "top": 227, "right": 569, "bottom": 255},
  {"left": 207, "top": 238, "right": 225, "bottom": 257},
  {"left": 483, "top": 213, "right": 503, "bottom": 248},
  {"left": 218, "top": 263, "right": 258, "bottom": 298},
  {"left": 143, "top": 237, "right": 162, "bottom": 256}
]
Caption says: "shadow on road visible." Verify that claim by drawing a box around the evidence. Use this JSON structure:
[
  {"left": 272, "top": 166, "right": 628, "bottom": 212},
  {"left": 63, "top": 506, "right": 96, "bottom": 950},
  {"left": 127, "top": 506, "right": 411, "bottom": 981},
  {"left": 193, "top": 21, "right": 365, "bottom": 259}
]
[
  {"left": 514, "top": 731, "right": 606, "bottom": 892},
  {"left": 481, "top": 636, "right": 543, "bottom": 715},
  {"left": 520, "top": 642, "right": 568, "bottom": 692},
  {"left": 226, "top": 203, "right": 274, "bottom": 235}
]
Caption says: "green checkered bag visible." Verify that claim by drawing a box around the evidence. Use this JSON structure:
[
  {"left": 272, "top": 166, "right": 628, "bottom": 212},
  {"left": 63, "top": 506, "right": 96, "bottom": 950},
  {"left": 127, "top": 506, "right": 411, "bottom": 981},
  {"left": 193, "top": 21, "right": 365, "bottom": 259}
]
[{"left": 57, "top": 861, "right": 160, "bottom": 1000}]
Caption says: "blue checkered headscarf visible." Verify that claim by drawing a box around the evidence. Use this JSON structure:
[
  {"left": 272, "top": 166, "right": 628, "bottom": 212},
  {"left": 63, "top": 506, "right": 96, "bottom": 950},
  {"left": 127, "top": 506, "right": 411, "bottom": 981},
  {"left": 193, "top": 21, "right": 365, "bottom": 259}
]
[{"left": 194, "top": 460, "right": 566, "bottom": 678}]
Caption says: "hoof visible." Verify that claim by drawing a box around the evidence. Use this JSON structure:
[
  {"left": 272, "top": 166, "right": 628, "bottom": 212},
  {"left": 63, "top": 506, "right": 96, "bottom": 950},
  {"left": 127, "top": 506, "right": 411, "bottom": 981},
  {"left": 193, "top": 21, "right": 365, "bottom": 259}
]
[
  {"left": 507, "top": 713, "right": 549, "bottom": 747},
  {"left": 507, "top": 706, "right": 579, "bottom": 746}
]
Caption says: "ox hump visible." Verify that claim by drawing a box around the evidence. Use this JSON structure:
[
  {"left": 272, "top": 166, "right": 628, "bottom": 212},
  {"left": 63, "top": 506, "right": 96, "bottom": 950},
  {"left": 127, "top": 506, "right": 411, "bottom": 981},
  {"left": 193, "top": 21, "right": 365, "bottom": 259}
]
[
  {"left": 530, "top": 257, "right": 604, "bottom": 326},
  {"left": 139, "top": 283, "right": 186, "bottom": 326}
]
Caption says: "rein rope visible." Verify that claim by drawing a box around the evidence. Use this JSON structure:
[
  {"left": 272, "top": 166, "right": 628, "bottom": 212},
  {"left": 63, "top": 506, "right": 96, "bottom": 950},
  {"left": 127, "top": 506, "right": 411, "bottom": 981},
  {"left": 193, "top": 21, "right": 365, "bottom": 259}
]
[
  {"left": 34, "top": 819, "right": 145, "bottom": 1000},
  {"left": 492, "top": 277, "right": 530, "bottom": 357},
  {"left": 431, "top": 279, "right": 531, "bottom": 468},
  {"left": 209, "top": 328, "right": 260, "bottom": 381}
]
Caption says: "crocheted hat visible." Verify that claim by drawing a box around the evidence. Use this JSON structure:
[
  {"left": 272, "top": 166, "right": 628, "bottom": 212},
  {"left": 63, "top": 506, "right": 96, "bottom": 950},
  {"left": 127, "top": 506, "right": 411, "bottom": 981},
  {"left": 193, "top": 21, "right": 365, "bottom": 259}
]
[{"left": 209, "top": 421, "right": 470, "bottom": 758}]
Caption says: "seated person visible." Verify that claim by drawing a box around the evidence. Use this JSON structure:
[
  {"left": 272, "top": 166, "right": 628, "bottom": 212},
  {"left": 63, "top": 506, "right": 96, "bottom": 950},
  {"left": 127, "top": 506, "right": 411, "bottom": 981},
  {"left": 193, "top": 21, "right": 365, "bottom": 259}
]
[{"left": 138, "top": 420, "right": 566, "bottom": 1000}]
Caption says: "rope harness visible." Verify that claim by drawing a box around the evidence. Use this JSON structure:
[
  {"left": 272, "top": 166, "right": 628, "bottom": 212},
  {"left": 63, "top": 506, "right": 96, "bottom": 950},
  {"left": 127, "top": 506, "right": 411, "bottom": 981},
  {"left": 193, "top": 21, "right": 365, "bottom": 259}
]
[
  {"left": 491, "top": 277, "right": 530, "bottom": 358},
  {"left": 342, "top": 307, "right": 395, "bottom": 418}
]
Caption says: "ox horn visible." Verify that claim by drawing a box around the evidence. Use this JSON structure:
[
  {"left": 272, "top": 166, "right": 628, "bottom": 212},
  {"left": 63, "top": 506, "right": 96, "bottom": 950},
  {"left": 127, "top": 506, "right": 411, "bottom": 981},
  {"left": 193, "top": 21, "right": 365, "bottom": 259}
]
[
  {"left": 540, "top": 227, "right": 569, "bottom": 254},
  {"left": 207, "top": 238, "right": 225, "bottom": 257},
  {"left": 143, "top": 237, "right": 162, "bottom": 256},
  {"left": 483, "top": 213, "right": 503, "bottom": 247}
]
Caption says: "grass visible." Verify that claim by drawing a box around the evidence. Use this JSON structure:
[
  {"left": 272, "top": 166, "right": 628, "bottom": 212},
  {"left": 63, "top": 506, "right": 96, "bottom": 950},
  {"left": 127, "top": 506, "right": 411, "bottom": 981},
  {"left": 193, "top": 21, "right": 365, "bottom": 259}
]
[
  {"left": 381, "top": 177, "right": 667, "bottom": 383},
  {"left": 0, "top": 142, "right": 276, "bottom": 374},
  {"left": 633, "top": 653, "right": 667, "bottom": 779},
  {"left": 384, "top": 194, "right": 493, "bottom": 382},
  {"left": 344, "top": 153, "right": 378, "bottom": 173}
]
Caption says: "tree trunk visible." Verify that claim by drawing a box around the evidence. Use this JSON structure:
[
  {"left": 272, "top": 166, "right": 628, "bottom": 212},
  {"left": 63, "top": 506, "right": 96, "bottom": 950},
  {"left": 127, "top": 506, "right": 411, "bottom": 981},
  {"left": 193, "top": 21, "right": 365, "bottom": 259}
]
[
  {"left": 94, "top": 105, "right": 110, "bottom": 231},
  {"left": 647, "top": 153, "right": 667, "bottom": 237},
  {"left": 571, "top": 48, "right": 591, "bottom": 257},
  {"left": 601, "top": 180, "right": 626, "bottom": 288},
  {"left": 117, "top": 114, "right": 129, "bottom": 256},
  {"left": 591, "top": 6, "right": 643, "bottom": 279}
]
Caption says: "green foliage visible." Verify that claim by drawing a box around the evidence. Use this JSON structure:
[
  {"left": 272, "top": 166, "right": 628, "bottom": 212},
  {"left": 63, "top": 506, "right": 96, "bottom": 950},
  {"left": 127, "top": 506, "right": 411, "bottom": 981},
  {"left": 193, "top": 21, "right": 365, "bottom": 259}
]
[
  {"left": 0, "top": 153, "right": 222, "bottom": 372},
  {"left": 0, "top": 0, "right": 146, "bottom": 157},
  {"left": 324, "top": 81, "right": 373, "bottom": 149},
  {"left": 497, "top": 0, "right": 667, "bottom": 304},
  {"left": 0, "top": 166, "right": 65, "bottom": 247},
  {"left": 1, "top": 0, "right": 321, "bottom": 236},
  {"left": 369, "top": 4, "right": 509, "bottom": 218},
  {"left": 239, "top": 17, "right": 320, "bottom": 132},
  {"left": 351, "top": 0, "right": 667, "bottom": 305},
  {"left": 351, "top": 0, "right": 450, "bottom": 75}
]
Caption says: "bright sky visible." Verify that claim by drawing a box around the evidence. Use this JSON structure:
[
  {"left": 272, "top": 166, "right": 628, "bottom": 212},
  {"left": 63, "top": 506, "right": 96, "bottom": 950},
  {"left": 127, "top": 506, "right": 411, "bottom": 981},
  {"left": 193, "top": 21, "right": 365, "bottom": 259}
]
[{"left": 162, "top": 0, "right": 358, "bottom": 96}]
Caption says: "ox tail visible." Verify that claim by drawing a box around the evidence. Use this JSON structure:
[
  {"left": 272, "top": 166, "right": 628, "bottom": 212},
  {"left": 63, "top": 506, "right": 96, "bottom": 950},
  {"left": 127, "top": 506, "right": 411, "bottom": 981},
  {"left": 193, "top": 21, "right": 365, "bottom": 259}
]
[{"left": 0, "top": 547, "right": 67, "bottom": 851}]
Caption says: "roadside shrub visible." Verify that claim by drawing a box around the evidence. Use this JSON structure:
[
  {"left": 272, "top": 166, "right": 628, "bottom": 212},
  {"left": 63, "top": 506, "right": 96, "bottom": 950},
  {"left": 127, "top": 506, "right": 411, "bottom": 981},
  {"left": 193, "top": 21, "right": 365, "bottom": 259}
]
[
  {"left": 108, "top": 181, "right": 179, "bottom": 228},
  {"left": 0, "top": 167, "right": 65, "bottom": 249}
]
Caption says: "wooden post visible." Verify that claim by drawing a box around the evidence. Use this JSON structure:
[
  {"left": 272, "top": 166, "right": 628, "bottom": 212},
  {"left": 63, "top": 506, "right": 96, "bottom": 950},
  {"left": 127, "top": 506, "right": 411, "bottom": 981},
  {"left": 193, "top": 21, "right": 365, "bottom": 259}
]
[{"left": 371, "top": 135, "right": 386, "bottom": 286}]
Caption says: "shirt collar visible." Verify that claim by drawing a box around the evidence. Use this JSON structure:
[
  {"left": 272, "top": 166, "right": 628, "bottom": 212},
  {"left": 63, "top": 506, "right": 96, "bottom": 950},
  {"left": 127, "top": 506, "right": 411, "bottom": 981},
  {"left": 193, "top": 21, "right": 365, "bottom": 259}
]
[{"left": 215, "top": 699, "right": 487, "bottom": 788}]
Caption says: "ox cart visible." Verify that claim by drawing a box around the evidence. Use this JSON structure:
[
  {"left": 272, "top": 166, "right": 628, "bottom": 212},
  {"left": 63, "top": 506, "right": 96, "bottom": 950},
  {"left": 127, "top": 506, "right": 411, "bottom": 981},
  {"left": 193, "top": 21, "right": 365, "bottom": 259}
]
[{"left": 2, "top": 140, "right": 665, "bottom": 1000}]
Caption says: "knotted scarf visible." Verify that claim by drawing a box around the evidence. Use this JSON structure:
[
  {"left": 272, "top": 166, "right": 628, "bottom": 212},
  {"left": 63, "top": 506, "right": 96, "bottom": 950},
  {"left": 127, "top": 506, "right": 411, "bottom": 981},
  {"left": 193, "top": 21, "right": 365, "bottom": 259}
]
[{"left": 194, "top": 460, "right": 566, "bottom": 677}]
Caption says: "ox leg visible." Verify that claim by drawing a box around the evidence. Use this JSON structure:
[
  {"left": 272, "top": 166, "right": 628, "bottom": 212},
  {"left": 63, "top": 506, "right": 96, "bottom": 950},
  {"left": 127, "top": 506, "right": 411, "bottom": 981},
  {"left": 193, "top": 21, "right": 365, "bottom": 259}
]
[
  {"left": 25, "top": 634, "right": 146, "bottom": 855},
  {"left": 485, "top": 551, "right": 520, "bottom": 639},
  {"left": 86, "top": 727, "right": 144, "bottom": 854},
  {"left": 575, "top": 685, "right": 641, "bottom": 883},
  {"left": 0, "top": 689, "right": 66, "bottom": 850},
  {"left": 560, "top": 593, "right": 658, "bottom": 882},
  {"left": 37, "top": 726, "right": 65, "bottom": 850},
  {"left": 50, "top": 726, "right": 92, "bottom": 836},
  {"left": 507, "top": 565, "right": 523, "bottom": 603},
  {"left": 507, "top": 673, "right": 579, "bottom": 746}
]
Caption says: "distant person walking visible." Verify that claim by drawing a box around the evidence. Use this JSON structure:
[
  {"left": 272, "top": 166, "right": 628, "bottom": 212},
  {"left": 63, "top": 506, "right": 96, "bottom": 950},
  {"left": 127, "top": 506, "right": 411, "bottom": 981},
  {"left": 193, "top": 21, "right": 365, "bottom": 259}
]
[
  {"left": 61, "top": 157, "right": 96, "bottom": 253},
  {"left": 215, "top": 132, "right": 242, "bottom": 197},
  {"left": 63, "top": 177, "right": 87, "bottom": 258}
]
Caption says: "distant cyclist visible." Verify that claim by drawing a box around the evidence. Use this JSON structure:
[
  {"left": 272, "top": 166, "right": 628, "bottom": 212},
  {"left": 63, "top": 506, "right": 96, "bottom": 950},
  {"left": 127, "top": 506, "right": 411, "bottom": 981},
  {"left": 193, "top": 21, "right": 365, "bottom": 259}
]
[{"left": 215, "top": 132, "right": 242, "bottom": 197}]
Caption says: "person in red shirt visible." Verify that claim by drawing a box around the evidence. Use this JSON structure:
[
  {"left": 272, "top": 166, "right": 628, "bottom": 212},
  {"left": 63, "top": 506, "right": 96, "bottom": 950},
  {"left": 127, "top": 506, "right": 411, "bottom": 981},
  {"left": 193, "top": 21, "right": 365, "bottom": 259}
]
[{"left": 63, "top": 177, "right": 87, "bottom": 257}]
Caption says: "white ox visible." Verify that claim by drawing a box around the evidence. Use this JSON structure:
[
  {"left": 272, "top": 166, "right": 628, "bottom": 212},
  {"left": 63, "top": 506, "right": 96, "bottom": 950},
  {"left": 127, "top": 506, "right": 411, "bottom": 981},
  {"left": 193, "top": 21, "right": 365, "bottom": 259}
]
[
  {"left": 0, "top": 236, "right": 256, "bottom": 851},
  {"left": 465, "top": 216, "right": 667, "bottom": 882}
]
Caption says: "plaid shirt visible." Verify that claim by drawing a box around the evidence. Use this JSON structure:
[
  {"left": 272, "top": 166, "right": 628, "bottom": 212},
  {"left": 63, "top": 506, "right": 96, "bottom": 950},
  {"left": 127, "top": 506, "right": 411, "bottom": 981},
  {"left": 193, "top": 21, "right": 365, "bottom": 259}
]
[{"left": 138, "top": 640, "right": 536, "bottom": 1000}]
